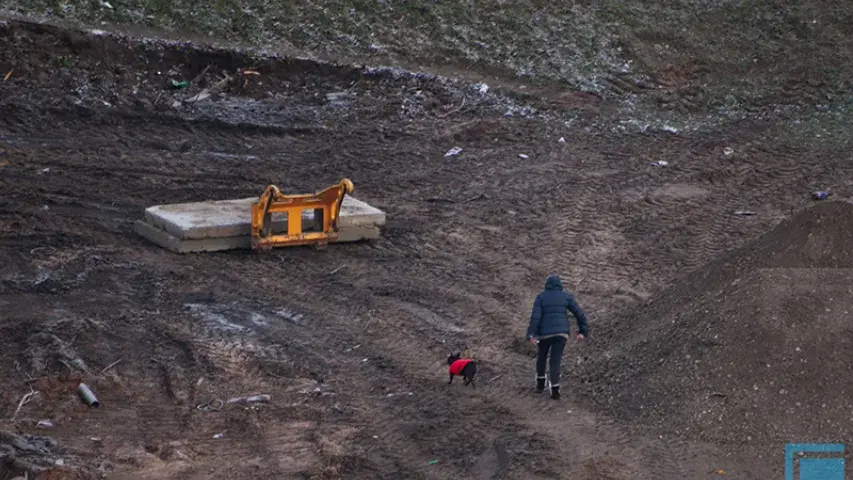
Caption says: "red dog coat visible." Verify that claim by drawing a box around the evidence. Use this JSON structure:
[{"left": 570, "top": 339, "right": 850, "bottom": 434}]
[{"left": 449, "top": 358, "right": 474, "bottom": 376}]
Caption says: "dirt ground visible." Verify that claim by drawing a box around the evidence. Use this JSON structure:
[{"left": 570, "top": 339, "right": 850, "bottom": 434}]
[
  {"left": 577, "top": 201, "right": 853, "bottom": 474},
  {"left": 2, "top": 18, "right": 853, "bottom": 480}
]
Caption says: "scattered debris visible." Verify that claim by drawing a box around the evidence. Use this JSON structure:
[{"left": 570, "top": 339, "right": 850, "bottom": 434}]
[
  {"left": 716, "top": 469, "right": 726, "bottom": 475},
  {"left": 0, "top": 432, "right": 63, "bottom": 474},
  {"left": 661, "top": 125, "right": 679, "bottom": 134},
  {"left": 213, "top": 432, "right": 224, "bottom": 439},
  {"left": 226, "top": 394, "right": 271, "bottom": 405},
  {"left": 170, "top": 80, "right": 190, "bottom": 89},
  {"left": 733, "top": 210, "right": 756, "bottom": 216},
  {"left": 36, "top": 419, "right": 54, "bottom": 429},
  {"left": 518, "top": 154, "right": 529, "bottom": 159},
  {"left": 3, "top": 69, "right": 11, "bottom": 82},
  {"left": 240, "top": 69, "right": 260, "bottom": 88},
  {"left": 811, "top": 191, "right": 832, "bottom": 201},
  {"left": 99, "top": 358, "right": 123, "bottom": 374},
  {"left": 723, "top": 147, "right": 734, "bottom": 156},
  {"left": 428, "top": 459, "right": 439, "bottom": 465},
  {"left": 0, "top": 160, "right": 8, "bottom": 167},
  {"left": 476, "top": 83, "right": 489, "bottom": 95},
  {"left": 326, "top": 91, "right": 354, "bottom": 102},
  {"left": 11, "top": 386, "right": 38, "bottom": 420},
  {"left": 184, "top": 73, "right": 232, "bottom": 104},
  {"left": 651, "top": 160, "right": 668, "bottom": 167},
  {"left": 38, "top": 168, "right": 49, "bottom": 174},
  {"left": 444, "top": 146, "right": 463, "bottom": 157},
  {"left": 300, "top": 386, "right": 324, "bottom": 396},
  {"left": 437, "top": 98, "right": 466, "bottom": 118},
  {"left": 189, "top": 64, "right": 212, "bottom": 85},
  {"left": 196, "top": 398, "right": 224, "bottom": 411},
  {"left": 77, "top": 383, "right": 100, "bottom": 408},
  {"left": 558, "top": 137, "right": 566, "bottom": 143},
  {"left": 186, "top": 91, "right": 211, "bottom": 103}
]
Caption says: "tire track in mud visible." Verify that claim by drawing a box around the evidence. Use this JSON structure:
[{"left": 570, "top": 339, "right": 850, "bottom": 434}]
[
  {"left": 526, "top": 139, "right": 821, "bottom": 313},
  {"left": 337, "top": 308, "right": 700, "bottom": 480},
  {"left": 267, "top": 250, "right": 704, "bottom": 480},
  {"left": 199, "top": 257, "right": 530, "bottom": 478},
  {"left": 156, "top": 260, "right": 442, "bottom": 478}
]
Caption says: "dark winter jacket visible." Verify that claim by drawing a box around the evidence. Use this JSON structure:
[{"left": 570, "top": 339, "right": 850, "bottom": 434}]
[{"left": 527, "top": 275, "right": 589, "bottom": 339}]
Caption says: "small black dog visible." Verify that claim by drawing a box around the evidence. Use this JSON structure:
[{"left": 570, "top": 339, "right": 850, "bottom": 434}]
[{"left": 447, "top": 351, "right": 477, "bottom": 388}]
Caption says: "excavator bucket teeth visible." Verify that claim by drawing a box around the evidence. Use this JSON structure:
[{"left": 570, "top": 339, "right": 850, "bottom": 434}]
[{"left": 250, "top": 179, "right": 355, "bottom": 250}]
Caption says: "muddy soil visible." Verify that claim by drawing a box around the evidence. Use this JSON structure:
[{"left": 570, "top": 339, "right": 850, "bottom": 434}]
[
  {"left": 578, "top": 201, "right": 853, "bottom": 478},
  {"left": 2, "top": 19, "right": 853, "bottom": 480}
]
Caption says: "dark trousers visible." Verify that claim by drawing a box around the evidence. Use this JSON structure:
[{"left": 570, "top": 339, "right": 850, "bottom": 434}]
[{"left": 536, "top": 336, "right": 567, "bottom": 385}]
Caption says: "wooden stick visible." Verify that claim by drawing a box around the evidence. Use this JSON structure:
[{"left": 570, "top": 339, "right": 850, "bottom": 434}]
[
  {"left": 100, "top": 358, "right": 123, "bottom": 375},
  {"left": 11, "top": 387, "right": 37, "bottom": 420}
]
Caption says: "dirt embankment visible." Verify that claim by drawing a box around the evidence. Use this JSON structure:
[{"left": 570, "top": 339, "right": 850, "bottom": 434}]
[{"left": 581, "top": 201, "right": 853, "bottom": 453}]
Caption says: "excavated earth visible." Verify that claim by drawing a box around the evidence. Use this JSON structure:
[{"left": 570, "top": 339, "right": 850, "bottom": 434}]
[
  {"left": 577, "top": 200, "right": 853, "bottom": 470},
  {"left": 2, "top": 18, "right": 853, "bottom": 480}
]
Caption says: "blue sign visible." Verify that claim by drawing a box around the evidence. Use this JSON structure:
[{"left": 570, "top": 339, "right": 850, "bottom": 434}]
[{"left": 785, "top": 443, "right": 845, "bottom": 480}]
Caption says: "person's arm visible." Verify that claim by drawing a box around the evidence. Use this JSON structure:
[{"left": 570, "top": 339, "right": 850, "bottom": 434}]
[
  {"left": 527, "top": 294, "right": 543, "bottom": 340},
  {"left": 566, "top": 293, "right": 589, "bottom": 337}
]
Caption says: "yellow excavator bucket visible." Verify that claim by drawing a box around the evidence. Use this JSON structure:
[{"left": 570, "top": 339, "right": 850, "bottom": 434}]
[{"left": 250, "top": 178, "right": 354, "bottom": 250}]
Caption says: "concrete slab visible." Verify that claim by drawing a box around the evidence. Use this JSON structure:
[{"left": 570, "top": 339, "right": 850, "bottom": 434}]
[
  {"left": 136, "top": 195, "right": 386, "bottom": 253},
  {"left": 143, "top": 195, "right": 385, "bottom": 240},
  {"left": 135, "top": 220, "right": 381, "bottom": 253}
]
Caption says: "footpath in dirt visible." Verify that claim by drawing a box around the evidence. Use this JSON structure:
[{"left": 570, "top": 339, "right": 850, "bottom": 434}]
[{"left": 2, "top": 17, "right": 853, "bottom": 480}]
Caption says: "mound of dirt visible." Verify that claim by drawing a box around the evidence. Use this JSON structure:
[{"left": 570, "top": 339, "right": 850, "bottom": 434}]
[{"left": 581, "top": 200, "right": 853, "bottom": 447}]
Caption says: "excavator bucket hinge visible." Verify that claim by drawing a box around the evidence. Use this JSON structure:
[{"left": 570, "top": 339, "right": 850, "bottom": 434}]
[{"left": 250, "top": 178, "right": 354, "bottom": 251}]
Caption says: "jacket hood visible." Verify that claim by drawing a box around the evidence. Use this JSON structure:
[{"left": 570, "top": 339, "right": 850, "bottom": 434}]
[{"left": 544, "top": 274, "right": 563, "bottom": 291}]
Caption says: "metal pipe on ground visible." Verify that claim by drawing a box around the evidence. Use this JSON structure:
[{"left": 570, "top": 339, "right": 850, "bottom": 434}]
[{"left": 78, "top": 383, "right": 100, "bottom": 407}]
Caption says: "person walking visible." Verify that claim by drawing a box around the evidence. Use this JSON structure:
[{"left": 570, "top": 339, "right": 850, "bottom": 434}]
[{"left": 526, "top": 274, "right": 589, "bottom": 400}]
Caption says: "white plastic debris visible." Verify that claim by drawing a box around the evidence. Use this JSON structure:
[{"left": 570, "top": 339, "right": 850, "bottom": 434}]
[
  {"left": 651, "top": 160, "right": 668, "bottom": 167},
  {"left": 187, "top": 91, "right": 211, "bottom": 103},
  {"left": 226, "top": 394, "right": 270, "bottom": 405},
  {"left": 723, "top": 147, "right": 734, "bottom": 156},
  {"left": 661, "top": 125, "right": 679, "bottom": 134},
  {"left": 36, "top": 419, "right": 54, "bottom": 429},
  {"left": 477, "top": 83, "right": 489, "bottom": 95},
  {"left": 558, "top": 137, "right": 566, "bottom": 143},
  {"left": 518, "top": 154, "right": 529, "bottom": 159},
  {"left": 444, "top": 146, "right": 463, "bottom": 157}
]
